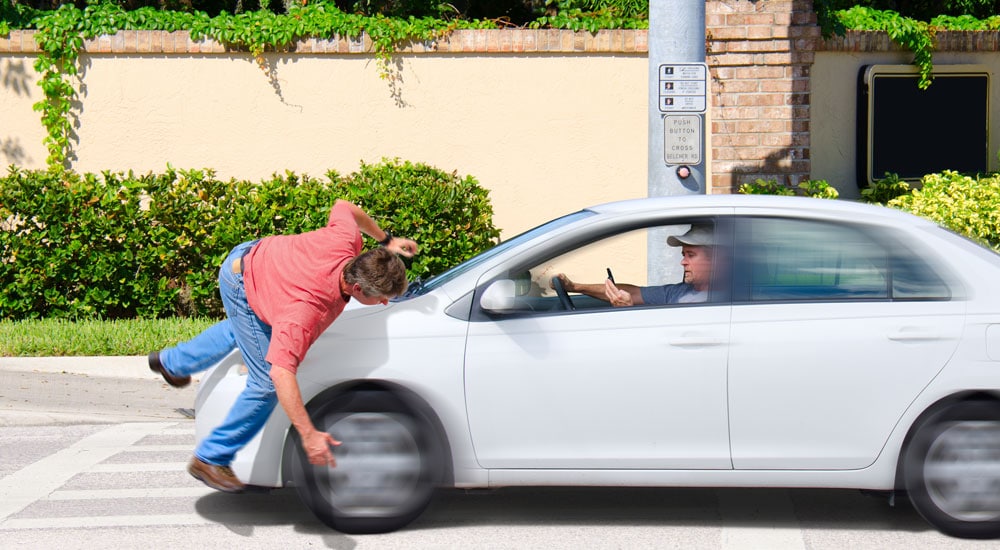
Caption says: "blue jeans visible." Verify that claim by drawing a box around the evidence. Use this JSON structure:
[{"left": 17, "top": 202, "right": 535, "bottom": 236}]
[{"left": 160, "top": 240, "right": 277, "bottom": 466}]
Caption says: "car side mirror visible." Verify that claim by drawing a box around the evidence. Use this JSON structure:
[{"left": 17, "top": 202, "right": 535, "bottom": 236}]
[{"left": 480, "top": 279, "right": 516, "bottom": 312}]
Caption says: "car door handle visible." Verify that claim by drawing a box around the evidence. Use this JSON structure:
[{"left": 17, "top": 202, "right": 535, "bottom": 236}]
[
  {"left": 887, "top": 328, "right": 944, "bottom": 342},
  {"left": 668, "top": 335, "right": 726, "bottom": 347}
]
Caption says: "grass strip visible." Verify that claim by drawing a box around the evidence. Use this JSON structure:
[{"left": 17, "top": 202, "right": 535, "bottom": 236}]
[{"left": 0, "top": 318, "right": 218, "bottom": 357}]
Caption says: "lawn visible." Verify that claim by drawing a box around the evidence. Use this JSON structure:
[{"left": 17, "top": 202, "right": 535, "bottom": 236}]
[{"left": 0, "top": 317, "right": 217, "bottom": 356}]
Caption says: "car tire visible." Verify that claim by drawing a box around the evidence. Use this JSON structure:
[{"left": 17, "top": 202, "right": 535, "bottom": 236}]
[
  {"left": 288, "top": 390, "right": 444, "bottom": 534},
  {"left": 902, "top": 400, "right": 1000, "bottom": 539}
]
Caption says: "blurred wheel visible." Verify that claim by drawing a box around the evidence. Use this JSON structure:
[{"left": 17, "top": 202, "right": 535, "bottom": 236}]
[
  {"left": 289, "top": 390, "right": 444, "bottom": 534},
  {"left": 903, "top": 400, "right": 1000, "bottom": 539}
]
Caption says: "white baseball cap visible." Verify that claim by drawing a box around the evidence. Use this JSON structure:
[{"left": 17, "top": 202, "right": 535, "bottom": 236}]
[{"left": 667, "top": 225, "right": 713, "bottom": 247}]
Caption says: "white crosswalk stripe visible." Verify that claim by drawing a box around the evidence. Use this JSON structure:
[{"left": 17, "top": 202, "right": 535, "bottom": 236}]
[
  {"left": 0, "top": 422, "right": 216, "bottom": 525},
  {"left": 0, "top": 421, "right": 305, "bottom": 534},
  {"left": 1, "top": 421, "right": 927, "bottom": 549},
  {"left": 89, "top": 462, "right": 189, "bottom": 472},
  {"left": 2, "top": 514, "right": 211, "bottom": 529},
  {"left": 119, "top": 444, "right": 191, "bottom": 452},
  {"left": 47, "top": 488, "right": 216, "bottom": 500},
  {"left": 0, "top": 422, "right": 179, "bottom": 523}
]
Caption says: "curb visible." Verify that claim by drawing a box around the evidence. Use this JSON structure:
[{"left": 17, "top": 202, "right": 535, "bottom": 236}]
[{"left": 0, "top": 355, "right": 201, "bottom": 382}]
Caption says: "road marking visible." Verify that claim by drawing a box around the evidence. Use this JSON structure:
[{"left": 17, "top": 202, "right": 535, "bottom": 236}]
[
  {"left": 125, "top": 444, "right": 191, "bottom": 452},
  {"left": 1, "top": 507, "right": 309, "bottom": 530},
  {"left": 1, "top": 514, "right": 211, "bottom": 529},
  {"left": 47, "top": 487, "right": 215, "bottom": 500},
  {"left": 0, "top": 422, "right": 176, "bottom": 522},
  {"left": 90, "top": 462, "right": 188, "bottom": 472},
  {"left": 161, "top": 428, "right": 195, "bottom": 436}
]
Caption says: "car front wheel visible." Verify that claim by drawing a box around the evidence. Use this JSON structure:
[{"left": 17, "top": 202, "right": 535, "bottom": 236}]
[
  {"left": 902, "top": 400, "right": 1000, "bottom": 539},
  {"left": 288, "top": 390, "right": 444, "bottom": 534}
]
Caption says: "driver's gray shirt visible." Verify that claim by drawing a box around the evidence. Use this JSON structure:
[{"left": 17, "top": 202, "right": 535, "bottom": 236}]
[{"left": 640, "top": 283, "right": 706, "bottom": 305}]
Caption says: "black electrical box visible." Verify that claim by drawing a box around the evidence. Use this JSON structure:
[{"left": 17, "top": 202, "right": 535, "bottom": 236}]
[{"left": 858, "top": 65, "right": 989, "bottom": 187}]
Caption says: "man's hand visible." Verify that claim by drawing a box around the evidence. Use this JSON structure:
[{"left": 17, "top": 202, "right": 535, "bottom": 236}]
[
  {"left": 604, "top": 278, "right": 633, "bottom": 307},
  {"left": 302, "top": 429, "right": 342, "bottom": 467},
  {"left": 387, "top": 237, "right": 419, "bottom": 257},
  {"left": 337, "top": 200, "right": 420, "bottom": 258},
  {"left": 556, "top": 273, "right": 575, "bottom": 293},
  {"left": 271, "top": 366, "right": 343, "bottom": 467}
]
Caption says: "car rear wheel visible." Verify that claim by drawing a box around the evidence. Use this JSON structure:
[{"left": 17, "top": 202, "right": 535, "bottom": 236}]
[
  {"left": 288, "top": 390, "right": 444, "bottom": 534},
  {"left": 902, "top": 400, "right": 1000, "bottom": 539}
]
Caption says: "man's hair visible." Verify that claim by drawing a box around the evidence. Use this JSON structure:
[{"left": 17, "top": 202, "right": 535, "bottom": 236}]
[{"left": 344, "top": 247, "right": 408, "bottom": 297}]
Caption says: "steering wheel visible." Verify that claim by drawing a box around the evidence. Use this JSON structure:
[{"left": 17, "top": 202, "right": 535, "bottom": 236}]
[{"left": 550, "top": 276, "right": 576, "bottom": 311}]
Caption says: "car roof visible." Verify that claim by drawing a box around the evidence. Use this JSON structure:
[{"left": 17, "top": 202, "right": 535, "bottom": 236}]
[{"left": 585, "top": 194, "right": 933, "bottom": 227}]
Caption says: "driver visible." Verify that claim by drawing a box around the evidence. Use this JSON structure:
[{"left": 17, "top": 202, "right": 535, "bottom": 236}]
[{"left": 557, "top": 225, "right": 713, "bottom": 307}]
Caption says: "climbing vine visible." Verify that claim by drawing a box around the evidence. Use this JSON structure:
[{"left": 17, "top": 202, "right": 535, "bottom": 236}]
[
  {"left": 832, "top": 6, "right": 1000, "bottom": 90},
  {"left": 6, "top": 2, "right": 999, "bottom": 170}
]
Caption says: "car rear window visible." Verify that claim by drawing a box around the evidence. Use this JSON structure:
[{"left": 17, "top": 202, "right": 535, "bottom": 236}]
[{"left": 740, "top": 217, "right": 952, "bottom": 302}]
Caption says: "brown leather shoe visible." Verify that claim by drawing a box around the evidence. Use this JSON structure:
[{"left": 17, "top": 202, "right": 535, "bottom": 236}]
[
  {"left": 148, "top": 351, "right": 191, "bottom": 388},
  {"left": 187, "top": 457, "right": 246, "bottom": 493}
]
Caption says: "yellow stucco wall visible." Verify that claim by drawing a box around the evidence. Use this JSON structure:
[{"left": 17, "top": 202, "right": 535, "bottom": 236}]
[{"left": 1, "top": 35, "right": 649, "bottom": 238}]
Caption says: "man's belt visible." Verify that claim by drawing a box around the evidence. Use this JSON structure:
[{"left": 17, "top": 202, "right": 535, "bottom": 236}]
[{"left": 230, "top": 240, "right": 260, "bottom": 275}]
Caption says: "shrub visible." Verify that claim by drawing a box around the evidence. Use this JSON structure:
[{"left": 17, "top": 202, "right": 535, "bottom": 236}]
[
  {"left": 737, "top": 178, "right": 839, "bottom": 199},
  {"left": 888, "top": 170, "right": 1000, "bottom": 251},
  {"left": 0, "top": 159, "right": 500, "bottom": 320},
  {"left": 860, "top": 172, "right": 912, "bottom": 204},
  {"left": 738, "top": 179, "right": 795, "bottom": 196},
  {"left": 329, "top": 158, "right": 502, "bottom": 282},
  {"left": 0, "top": 168, "right": 159, "bottom": 319}
]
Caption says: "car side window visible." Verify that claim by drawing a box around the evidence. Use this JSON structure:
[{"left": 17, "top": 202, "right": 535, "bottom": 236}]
[
  {"left": 529, "top": 226, "right": 676, "bottom": 310},
  {"left": 475, "top": 218, "right": 733, "bottom": 318},
  {"left": 889, "top": 243, "right": 952, "bottom": 300},
  {"left": 509, "top": 220, "right": 727, "bottom": 313},
  {"left": 745, "top": 217, "right": 889, "bottom": 301},
  {"left": 476, "top": 228, "right": 657, "bottom": 316}
]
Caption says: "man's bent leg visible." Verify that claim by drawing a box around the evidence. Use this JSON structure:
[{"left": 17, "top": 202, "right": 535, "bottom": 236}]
[
  {"left": 149, "top": 242, "right": 250, "bottom": 386},
  {"left": 158, "top": 320, "right": 237, "bottom": 377}
]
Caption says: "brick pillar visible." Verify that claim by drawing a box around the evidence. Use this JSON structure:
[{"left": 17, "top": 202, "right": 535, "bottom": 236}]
[{"left": 706, "top": 0, "right": 820, "bottom": 193}]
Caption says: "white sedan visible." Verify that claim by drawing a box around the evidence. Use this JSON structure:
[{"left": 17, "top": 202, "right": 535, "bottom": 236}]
[{"left": 194, "top": 194, "right": 1000, "bottom": 539}]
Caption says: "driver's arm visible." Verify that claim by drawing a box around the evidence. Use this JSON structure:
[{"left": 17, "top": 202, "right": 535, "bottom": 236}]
[{"left": 558, "top": 274, "right": 644, "bottom": 305}]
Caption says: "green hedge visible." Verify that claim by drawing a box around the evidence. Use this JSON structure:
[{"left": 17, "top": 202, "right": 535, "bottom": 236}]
[
  {"left": 0, "top": 158, "right": 500, "bottom": 320},
  {"left": 737, "top": 178, "right": 839, "bottom": 199},
  {"left": 888, "top": 171, "right": 1000, "bottom": 252}
]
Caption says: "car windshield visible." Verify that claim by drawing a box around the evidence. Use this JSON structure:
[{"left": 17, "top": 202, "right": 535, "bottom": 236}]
[{"left": 401, "top": 210, "right": 594, "bottom": 298}]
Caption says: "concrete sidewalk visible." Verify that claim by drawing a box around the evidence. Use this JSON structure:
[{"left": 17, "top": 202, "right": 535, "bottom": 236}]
[
  {"left": 0, "top": 355, "right": 201, "bottom": 382},
  {"left": 0, "top": 355, "right": 201, "bottom": 426}
]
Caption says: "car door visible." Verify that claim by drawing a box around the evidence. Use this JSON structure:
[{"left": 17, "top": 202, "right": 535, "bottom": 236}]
[
  {"left": 463, "top": 220, "right": 734, "bottom": 470},
  {"left": 727, "top": 216, "right": 965, "bottom": 470}
]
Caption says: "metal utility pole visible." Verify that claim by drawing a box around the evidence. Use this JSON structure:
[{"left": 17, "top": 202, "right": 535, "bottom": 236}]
[{"left": 647, "top": 0, "right": 707, "bottom": 284}]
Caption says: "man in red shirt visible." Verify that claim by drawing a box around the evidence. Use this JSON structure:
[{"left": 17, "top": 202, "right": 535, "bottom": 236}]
[{"left": 148, "top": 200, "right": 418, "bottom": 493}]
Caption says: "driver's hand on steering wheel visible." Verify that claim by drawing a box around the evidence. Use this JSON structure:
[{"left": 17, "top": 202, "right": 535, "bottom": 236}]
[
  {"left": 556, "top": 273, "right": 574, "bottom": 293},
  {"left": 604, "top": 278, "right": 633, "bottom": 307}
]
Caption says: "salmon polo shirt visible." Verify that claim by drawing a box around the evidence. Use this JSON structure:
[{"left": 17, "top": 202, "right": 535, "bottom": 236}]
[{"left": 242, "top": 201, "right": 363, "bottom": 373}]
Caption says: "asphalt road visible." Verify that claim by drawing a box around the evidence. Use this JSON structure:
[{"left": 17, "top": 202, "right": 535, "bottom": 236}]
[{"left": 0, "top": 362, "right": 996, "bottom": 549}]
